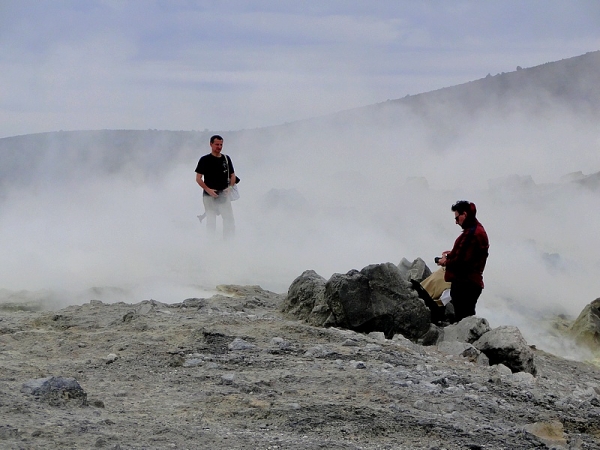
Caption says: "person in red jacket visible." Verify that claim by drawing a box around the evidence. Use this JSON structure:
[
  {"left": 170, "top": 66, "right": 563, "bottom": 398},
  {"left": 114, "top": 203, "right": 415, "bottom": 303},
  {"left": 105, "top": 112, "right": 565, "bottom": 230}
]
[{"left": 437, "top": 200, "right": 489, "bottom": 323}]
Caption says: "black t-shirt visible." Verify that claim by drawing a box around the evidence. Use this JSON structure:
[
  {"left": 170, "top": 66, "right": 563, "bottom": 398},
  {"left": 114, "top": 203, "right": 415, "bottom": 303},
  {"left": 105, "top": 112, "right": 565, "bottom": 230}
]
[{"left": 195, "top": 154, "right": 234, "bottom": 191}]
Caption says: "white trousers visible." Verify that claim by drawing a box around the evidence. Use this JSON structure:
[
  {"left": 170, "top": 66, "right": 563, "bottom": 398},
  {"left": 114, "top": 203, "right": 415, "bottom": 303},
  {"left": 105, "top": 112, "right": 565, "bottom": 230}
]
[{"left": 203, "top": 194, "right": 235, "bottom": 240}]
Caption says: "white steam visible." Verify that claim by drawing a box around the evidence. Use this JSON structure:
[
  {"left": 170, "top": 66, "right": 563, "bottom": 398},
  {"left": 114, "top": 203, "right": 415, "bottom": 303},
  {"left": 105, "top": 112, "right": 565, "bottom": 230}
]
[{"left": 1, "top": 86, "right": 600, "bottom": 362}]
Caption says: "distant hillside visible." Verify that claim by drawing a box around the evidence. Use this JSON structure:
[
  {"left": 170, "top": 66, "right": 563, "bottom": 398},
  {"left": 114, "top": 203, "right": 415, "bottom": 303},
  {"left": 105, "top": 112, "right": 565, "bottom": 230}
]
[
  {"left": 305, "top": 50, "right": 600, "bottom": 149},
  {"left": 231, "top": 50, "right": 600, "bottom": 158},
  {"left": 0, "top": 130, "right": 210, "bottom": 191},
  {"left": 396, "top": 50, "right": 600, "bottom": 114},
  {"left": 1, "top": 50, "right": 599, "bottom": 191}
]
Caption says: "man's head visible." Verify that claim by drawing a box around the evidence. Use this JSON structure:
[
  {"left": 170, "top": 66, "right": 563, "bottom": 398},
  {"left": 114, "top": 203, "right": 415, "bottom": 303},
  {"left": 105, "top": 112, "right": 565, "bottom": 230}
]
[
  {"left": 451, "top": 200, "right": 476, "bottom": 227},
  {"left": 210, "top": 135, "right": 223, "bottom": 156}
]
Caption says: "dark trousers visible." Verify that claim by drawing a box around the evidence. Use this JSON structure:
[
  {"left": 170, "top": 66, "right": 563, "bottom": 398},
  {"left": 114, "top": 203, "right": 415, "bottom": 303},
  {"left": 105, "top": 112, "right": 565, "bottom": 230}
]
[{"left": 450, "top": 281, "right": 482, "bottom": 323}]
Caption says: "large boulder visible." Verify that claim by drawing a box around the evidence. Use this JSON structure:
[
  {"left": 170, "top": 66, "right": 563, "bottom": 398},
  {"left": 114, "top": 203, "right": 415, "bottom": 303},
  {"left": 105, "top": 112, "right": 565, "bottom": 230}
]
[
  {"left": 568, "top": 298, "right": 600, "bottom": 349},
  {"left": 473, "top": 326, "right": 537, "bottom": 375},
  {"left": 325, "top": 262, "right": 430, "bottom": 340},
  {"left": 281, "top": 270, "right": 333, "bottom": 327}
]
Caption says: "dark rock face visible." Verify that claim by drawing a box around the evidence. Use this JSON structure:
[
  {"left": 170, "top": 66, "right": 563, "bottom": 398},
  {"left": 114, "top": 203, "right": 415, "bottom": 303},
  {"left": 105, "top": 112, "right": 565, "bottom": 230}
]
[
  {"left": 21, "top": 376, "right": 87, "bottom": 407},
  {"left": 325, "top": 263, "right": 430, "bottom": 340},
  {"left": 473, "top": 326, "right": 537, "bottom": 375},
  {"left": 284, "top": 263, "right": 431, "bottom": 340}
]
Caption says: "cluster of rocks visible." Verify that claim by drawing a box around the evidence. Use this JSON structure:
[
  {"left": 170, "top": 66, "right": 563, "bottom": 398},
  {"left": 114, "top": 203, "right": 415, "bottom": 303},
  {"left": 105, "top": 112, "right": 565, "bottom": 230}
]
[{"left": 282, "top": 259, "right": 540, "bottom": 375}]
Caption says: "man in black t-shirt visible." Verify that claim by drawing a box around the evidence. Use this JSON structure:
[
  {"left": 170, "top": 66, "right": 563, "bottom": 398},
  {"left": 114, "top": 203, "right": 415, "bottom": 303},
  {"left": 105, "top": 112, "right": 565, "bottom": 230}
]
[{"left": 195, "top": 135, "right": 236, "bottom": 239}]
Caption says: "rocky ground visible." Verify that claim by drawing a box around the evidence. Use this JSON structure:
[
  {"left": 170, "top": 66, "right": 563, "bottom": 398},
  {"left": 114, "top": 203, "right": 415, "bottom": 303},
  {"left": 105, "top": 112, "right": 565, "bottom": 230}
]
[{"left": 1, "top": 285, "right": 600, "bottom": 450}]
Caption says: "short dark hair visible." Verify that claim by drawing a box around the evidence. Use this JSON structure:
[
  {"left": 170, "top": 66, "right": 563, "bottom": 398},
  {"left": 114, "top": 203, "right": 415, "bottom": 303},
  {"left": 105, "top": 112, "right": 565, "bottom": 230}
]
[
  {"left": 210, "top": 135, "right": 223, "bottom": 144},
  {"left": 451, "top": 200, "right": 476, "bottom": 217}
]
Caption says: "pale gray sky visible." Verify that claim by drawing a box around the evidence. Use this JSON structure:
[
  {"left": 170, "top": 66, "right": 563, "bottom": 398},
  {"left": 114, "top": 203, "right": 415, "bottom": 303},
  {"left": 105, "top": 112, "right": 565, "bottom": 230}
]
[{"left": 1, "top": 0, "right": 599, "bottom": 137}]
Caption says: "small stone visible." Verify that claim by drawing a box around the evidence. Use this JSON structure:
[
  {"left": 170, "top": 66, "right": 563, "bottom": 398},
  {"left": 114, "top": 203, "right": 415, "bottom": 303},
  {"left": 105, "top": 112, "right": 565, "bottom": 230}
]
[
  {"left": 21, "top": 376, "right": 87, "bottom": 406},
  {"left": 183, "top": 358, "right": 203, "bottom": 368},
  {"left": 221, "top": 373, "right": 236, "bottom": 384},
  {"left": 367, "top": 331, "right": 386, "bottom": 341},
  {"left": 228, "top": 338, "right": 256, "bottom": 351}
]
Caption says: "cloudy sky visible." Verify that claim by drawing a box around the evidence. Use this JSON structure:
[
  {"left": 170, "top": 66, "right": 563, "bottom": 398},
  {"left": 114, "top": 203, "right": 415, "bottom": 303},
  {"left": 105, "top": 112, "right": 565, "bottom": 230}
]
[{"left": 1, "top": 0, "right": 599, "bottom": 138}]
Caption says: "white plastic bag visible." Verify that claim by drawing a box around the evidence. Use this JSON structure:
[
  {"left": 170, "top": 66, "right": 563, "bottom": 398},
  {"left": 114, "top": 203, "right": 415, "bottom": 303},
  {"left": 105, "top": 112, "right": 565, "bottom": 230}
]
[
  {"left": 440, "top": 289, "right": 452, "bottom": 306},
  {"left": 229, "top": 185, "right": 240, "bottom": 201}
]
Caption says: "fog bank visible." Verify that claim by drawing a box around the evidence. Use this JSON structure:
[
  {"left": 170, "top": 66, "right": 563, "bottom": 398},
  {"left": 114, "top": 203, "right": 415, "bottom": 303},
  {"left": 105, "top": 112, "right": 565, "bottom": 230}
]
[{"left": 2, "top": 59, "right": 600, "bottom": 361}]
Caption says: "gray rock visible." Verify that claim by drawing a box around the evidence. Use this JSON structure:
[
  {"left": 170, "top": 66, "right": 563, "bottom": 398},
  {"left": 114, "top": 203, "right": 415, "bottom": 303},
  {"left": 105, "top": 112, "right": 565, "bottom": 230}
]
[
  {"left": 364, "top": 343, "right": 382, "bottom": 351},
  {"left": 367, "top": 331, "right": 386, "bottom": 341},
  {"left": 21, "top": 376, "right": 88, "bottom": 406},
  {"left": 350, "top": 360, "right": 366, "bottom": 369},
  {"left": 473, "top": 326, "right": 537, "bottom": 375},
  {"left": 270, "top": 337, "right": 291, "bottom": 350},
  {"left": 417, "top": 323, "right": 443, "bottom": 346},
  {"left": 183, "top": 358, "right": 204, "bottom": 367},
  {"left": 438, "top": 316, "right": 491, "bottom": 344},
  {"left": 228, "top": 337, "right": 256, "bottom": 351},
  {"left": 136, "top": 302, "right": 154, "bottom": 315},
  {"left": 437, "top": 341, "right": 489, "bottom": 365},
  {"left": 325, "top": 263, "right": 430, "bottom": 340},
  {"left": 476, "top": 352, "right": 490, "bottom": 366},
  {"left": 182, "top": 298, "right": 208, "bottom": 308},
  {"left": 0, "top": 426, "right": 20, "bottom": 439},
  {"left": 404, "top": 257, "right": 432, "bottom": 282},
  {"left": 510, "top": 371, "right": 536, "bottom": 385},
  {"left": 489, "top": 363, "right": 513, "bottom": 378},
  {"left": 438, "top": 340, "right": 475, "bottom": 356},
  {"left": 304, "top": 345, "right": 332, "bottom": 358},
  {"left": 397, "top": 258, "right": 413, "bottom": 279},
  {"left": 220, "top": 373, "right": 236, "bottom": 385},
  {"left": 281, "top": 270, "right": 331, "bottom": 326}
]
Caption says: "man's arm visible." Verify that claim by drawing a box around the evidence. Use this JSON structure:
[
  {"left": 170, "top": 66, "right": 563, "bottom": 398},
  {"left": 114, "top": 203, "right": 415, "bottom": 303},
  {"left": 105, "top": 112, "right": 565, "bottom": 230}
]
[
  {"left": 224, "top": 172, "right": 236, "bottom": 198},
  {"left": 196, "top": 172, "right": 218, "bottom": 198}
]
